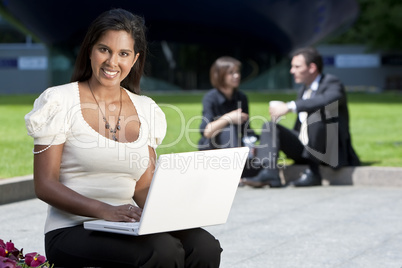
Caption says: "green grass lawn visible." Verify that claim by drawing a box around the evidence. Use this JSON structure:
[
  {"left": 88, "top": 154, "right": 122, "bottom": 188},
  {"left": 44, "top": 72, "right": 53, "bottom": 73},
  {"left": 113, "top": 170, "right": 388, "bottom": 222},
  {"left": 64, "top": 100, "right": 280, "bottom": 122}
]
[{"left": 1, "top": 91, "right": 401, "bottom": 179}]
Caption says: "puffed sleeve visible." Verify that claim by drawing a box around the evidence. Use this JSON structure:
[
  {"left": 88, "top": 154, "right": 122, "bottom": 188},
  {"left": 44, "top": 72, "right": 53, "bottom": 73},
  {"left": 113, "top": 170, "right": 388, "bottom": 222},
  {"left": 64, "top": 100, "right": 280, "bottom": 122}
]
[
  {"left": 140, "top": 95, "right": 167, "bottom": 149},
  {"left": 24, "top": 87, "right": 67, "bottom": 145}
]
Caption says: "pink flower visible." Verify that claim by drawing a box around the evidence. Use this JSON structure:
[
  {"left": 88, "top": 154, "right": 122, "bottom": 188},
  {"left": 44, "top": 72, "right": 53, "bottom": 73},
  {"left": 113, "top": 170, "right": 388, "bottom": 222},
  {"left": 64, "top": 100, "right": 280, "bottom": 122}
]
[
  {"left": 0, "top": 239, "right": 50, "bottom": 268},
  {"left": 24, "top": 253, "right": 46, "bottom": 267},
  {"left": 0, "top": 255, "right": 20, "bottom": 268},
  {"left": 0, "top": 240, "right": 21, "bottom": 262},
  {"left": 0, "top": 239, "right": 9, "bottom": 257}
]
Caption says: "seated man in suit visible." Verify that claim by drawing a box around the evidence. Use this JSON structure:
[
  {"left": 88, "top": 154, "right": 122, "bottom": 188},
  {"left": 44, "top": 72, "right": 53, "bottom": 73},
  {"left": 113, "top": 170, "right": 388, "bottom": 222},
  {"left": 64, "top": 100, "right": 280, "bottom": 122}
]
[{"left": 242, "top": 47, "right": 360, "bottom": 187}]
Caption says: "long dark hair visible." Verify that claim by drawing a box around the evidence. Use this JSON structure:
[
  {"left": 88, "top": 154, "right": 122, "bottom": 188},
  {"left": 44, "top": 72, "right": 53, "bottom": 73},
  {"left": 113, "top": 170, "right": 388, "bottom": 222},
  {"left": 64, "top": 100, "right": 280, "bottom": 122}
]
[{"left": 70, "top": 8, "right": 147, "bottom": 94}]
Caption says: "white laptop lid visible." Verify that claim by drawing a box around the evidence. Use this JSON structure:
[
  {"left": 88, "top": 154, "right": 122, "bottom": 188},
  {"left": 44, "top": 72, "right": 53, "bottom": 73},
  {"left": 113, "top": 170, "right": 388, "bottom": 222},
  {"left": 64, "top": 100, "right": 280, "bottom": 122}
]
[
  {"left": 84, "top": 147, "right": 249, "bottom": 235},
  {"left": 138, "top": 147, "right": 249, "bottom": 235}
]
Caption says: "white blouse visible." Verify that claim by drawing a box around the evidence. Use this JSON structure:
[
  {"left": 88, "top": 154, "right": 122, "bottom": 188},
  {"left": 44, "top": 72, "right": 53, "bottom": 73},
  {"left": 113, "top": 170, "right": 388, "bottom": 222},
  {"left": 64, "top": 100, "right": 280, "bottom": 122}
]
[{"left": 25, "top": 82, "right": 167, "bottom": 233}]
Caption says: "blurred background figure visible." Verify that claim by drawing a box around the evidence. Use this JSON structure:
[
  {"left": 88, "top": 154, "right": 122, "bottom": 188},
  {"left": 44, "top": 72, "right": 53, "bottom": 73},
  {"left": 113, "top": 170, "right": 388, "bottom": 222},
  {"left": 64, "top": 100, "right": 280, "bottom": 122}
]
[
  {"left": 242, "top": 47, "right": 360, "bottom": 188},
  {"left": 198, "top": 56, "right": 260, "bottom": 178}
]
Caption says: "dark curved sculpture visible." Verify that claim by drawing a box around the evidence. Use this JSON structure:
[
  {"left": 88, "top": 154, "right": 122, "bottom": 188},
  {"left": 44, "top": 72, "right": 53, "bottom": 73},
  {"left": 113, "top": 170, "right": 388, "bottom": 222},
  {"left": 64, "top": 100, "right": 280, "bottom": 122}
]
[{"left": 0, "top": 0, "right": 359, "bottom": 89}]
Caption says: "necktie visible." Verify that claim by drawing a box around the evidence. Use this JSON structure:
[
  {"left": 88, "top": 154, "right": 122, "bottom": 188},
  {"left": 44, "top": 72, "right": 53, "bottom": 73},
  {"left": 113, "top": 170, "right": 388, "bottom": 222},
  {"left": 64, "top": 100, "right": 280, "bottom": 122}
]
[{"left": 298, "top": 88, "right": 312, "bottom": 145}]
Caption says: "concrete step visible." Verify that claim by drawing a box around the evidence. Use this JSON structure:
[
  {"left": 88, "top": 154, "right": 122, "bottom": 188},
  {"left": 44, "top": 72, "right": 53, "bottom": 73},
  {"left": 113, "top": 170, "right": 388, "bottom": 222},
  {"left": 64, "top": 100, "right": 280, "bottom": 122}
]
[
  {"left": 1, "top": 166, "right": 402, "bottom": 205},
  {"left": 0, "top": 175, "right": 35, "bottom": 205},
  {"left": 281, "top": 165, "right": 402, "bottom": 186}
]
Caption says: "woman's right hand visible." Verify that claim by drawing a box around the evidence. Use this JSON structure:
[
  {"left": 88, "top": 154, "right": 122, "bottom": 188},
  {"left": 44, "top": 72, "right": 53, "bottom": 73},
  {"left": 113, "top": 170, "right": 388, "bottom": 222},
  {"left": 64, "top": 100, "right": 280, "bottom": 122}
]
[{"left": 203, "top": 108, "right": 249, "bottom": 138}]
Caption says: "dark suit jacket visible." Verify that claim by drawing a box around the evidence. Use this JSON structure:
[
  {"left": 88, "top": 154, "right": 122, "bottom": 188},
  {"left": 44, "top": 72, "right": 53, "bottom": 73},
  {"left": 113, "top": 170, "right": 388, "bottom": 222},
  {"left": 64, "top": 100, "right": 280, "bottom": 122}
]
[{"left": 294, "top": 74, "right": 360, "bottom": 168}]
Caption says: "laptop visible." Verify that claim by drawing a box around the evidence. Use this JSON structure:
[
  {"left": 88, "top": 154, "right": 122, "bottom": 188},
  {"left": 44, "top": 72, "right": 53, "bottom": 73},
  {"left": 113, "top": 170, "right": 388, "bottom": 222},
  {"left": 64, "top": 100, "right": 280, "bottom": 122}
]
[{"left": 84, "top": 147, "right": 249, "bottom": 236}]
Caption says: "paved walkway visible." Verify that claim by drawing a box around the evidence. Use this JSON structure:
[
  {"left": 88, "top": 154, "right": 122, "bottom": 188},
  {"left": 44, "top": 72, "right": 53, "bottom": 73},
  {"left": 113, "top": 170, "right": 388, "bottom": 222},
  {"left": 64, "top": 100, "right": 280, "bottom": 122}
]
[{"left": 1, "top": 185, "right": 402, "bottom": 267}]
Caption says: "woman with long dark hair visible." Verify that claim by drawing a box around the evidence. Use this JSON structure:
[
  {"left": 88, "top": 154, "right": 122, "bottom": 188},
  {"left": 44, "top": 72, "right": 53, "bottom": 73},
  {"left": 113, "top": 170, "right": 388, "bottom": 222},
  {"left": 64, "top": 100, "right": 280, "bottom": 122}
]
[{"left": 25, "top": 8, "right": 221, "bottom": 267}]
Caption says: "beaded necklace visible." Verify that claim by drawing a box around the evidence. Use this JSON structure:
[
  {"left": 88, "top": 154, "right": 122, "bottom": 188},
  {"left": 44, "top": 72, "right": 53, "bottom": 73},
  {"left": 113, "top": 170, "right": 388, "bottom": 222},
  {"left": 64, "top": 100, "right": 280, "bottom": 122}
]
[{"left": 88, "top": 80, "right": 122, "bottom": 141}]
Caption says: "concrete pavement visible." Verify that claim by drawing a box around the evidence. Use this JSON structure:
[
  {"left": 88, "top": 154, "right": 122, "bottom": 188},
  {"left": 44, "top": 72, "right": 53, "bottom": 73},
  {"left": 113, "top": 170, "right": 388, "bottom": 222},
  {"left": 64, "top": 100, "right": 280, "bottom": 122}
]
[
  {"left": 206, "top": 185, "right": 402, "bottom": 268},
  {"left": 1, "top": 184, "right": 402, "bottom": 267}
]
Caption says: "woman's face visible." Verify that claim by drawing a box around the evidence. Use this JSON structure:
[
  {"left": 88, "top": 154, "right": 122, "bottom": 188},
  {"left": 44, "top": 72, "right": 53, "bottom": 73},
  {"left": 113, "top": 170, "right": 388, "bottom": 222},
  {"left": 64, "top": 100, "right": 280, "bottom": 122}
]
[
  {"left": 224, "top": 66, "right": 241, "bottom": 89},
  {"left": 90, "top": 30, "right": 139, "bottom": 87}
]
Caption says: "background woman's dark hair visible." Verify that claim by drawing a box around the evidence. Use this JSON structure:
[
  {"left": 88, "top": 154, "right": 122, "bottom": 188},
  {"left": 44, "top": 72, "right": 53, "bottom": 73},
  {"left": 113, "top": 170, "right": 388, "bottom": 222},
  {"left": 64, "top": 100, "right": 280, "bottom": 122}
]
[
  {"left": 290, "top": 47, "right": 323, "bottom": 73},
  {"left": 210, "top": 56, "right": 242, "bottom": 90},
  {"left": 70, "top": 8, "right": 147, "bottom": 94}
]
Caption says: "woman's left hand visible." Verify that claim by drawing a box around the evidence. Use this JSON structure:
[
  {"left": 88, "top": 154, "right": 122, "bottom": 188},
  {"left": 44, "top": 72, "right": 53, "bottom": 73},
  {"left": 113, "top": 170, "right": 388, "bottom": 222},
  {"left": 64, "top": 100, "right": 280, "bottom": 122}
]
[{"left": 101, "top": 203, "right": 142, "bottom": 222}]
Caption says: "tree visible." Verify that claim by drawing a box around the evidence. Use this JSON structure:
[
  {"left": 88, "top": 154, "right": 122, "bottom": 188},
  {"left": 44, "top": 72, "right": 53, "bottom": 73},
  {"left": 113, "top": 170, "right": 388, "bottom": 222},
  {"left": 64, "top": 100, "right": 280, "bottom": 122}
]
[{"left": 328, "top": 0, "right": 402, "bottom": 52}]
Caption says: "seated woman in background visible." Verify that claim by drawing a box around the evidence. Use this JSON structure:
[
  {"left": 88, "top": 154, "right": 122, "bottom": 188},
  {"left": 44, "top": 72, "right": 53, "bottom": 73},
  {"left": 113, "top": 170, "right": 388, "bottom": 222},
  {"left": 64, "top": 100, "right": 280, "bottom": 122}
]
[{"left": 198, "top": 56, "right": 259, "bottom": 178}]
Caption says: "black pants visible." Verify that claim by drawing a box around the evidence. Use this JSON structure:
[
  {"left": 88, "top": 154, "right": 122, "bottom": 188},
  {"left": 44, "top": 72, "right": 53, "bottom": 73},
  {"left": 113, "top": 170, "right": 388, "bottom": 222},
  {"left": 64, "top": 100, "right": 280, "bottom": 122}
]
[
  {"left": 256, "top": 122, "right": 319, "bottom": 172},
  {"left": 45, "top": 225, "right": 222, "bottom": 268},
  {"left": 199, "top": 125, "right": 242, "bottom": 150}
]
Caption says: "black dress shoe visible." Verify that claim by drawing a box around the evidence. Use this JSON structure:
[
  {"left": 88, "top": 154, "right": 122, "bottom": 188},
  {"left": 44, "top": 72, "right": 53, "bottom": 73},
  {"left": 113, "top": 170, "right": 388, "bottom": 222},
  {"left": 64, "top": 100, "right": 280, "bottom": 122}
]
[
  {"left": 288, "top": 168, "right": 322, "bottom": 187},
  {"left": 241, "top": 169, "right": 282, "bottom": 188}
]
